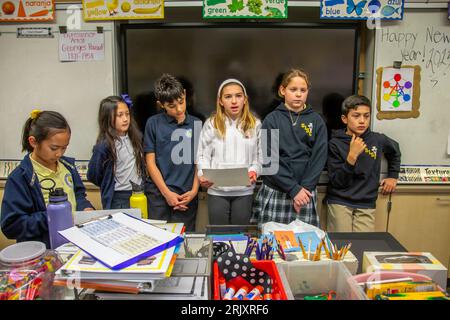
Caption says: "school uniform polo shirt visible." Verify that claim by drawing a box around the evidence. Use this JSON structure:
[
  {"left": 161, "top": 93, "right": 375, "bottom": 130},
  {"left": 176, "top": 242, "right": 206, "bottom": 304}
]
[
  {"left": 144, "top": 112, "right": 201, "bottom": 194},
  {"left": 114, "top": 134, "right": 142, "bottom": 191},
  {"left": 30, "top": 156, "right": 77, "bottom": 211}
]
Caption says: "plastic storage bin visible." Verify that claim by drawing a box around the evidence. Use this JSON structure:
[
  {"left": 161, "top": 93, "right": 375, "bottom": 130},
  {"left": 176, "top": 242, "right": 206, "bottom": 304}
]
[
  {"left": 277, "top": 260, "right": 368, "bottom": 300},
  {"left": 351, "top": 271, "right": 446, "bottom": 299},
  {"left": 213, "top": 260, "right": 288, "bottom": 300},
  {"left": 0, "top": 241, "right": 63, "bottom": 300}
]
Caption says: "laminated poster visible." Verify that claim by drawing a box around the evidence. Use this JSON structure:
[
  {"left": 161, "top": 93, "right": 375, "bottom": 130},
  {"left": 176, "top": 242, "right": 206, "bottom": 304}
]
[
  {"left": 82, "top": 0, "right": 164, "bottom": 21},
  {"left": 0, "top": 0, "right": 55, "bottom": 22},
  {"left": 203, "top": 0, "right": 287, "bottom": 19},
  {"left": 320, "top": 0, "right": 404, "bottom": 20}
]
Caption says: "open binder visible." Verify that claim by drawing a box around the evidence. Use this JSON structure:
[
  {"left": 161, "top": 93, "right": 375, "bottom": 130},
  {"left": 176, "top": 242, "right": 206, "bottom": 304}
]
[{"left": 59, "top": 212, "right": 184, "bottom": 270}]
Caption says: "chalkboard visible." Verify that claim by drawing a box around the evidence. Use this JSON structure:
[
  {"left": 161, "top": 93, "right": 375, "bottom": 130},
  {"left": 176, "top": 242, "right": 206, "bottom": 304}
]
[
  {"left": 372, "top": 9, "right": 450, "bottom": 165},
  {"left": 0, "top": 8, "right": 114, "bottom": 161}
]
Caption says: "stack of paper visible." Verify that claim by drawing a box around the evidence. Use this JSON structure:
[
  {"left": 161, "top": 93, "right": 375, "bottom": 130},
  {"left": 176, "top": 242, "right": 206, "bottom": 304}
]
[
  {"left": 54, "top": 212, "right": 185, "bottom": 295},
  {"left": 94, "top": 259, "right": 209, "bottom": 300}
]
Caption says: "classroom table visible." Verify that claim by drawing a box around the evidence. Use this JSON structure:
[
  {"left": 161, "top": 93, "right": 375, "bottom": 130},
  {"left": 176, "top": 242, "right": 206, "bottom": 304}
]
[{"left": 328, "top": 232, "right": 407, "bottom": 274}]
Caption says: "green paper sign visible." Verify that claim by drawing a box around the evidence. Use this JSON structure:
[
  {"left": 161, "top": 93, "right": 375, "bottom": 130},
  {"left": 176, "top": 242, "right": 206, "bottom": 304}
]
[{"left": 203, "top": 0, "right": 287, "bottom": 19}]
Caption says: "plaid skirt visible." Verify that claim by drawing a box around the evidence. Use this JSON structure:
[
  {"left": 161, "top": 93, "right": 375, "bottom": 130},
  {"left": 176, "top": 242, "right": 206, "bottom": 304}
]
[{"left": 250, "top": 183, "right": 319, "bottom": 227}]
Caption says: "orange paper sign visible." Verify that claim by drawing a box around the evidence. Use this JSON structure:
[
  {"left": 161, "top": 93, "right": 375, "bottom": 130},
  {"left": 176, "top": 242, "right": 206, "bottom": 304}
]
[{"left": 0, "top": 0, "right": 55, "bottom": 22}]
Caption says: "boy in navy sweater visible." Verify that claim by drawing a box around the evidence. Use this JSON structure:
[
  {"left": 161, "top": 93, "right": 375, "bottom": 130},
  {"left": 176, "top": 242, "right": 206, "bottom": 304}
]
[{"left": 326, "top": 95, "right": 401, "bottom": 232}]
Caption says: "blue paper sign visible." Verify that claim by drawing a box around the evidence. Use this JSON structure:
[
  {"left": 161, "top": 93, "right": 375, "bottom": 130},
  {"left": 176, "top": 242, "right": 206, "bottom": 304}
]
[{"left": 320, "top": 0, "right": 404, "bottom": 20}]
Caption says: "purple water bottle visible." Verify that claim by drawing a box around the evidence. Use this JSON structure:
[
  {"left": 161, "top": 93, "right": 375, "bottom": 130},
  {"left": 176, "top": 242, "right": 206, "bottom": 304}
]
[{"left": 47, "top": 187, "right": 73, "bottom": 249}]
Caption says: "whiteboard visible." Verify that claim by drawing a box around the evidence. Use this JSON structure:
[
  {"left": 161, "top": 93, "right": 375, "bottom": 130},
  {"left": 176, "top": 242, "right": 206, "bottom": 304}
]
[
  {"left": 372, "top": 9, "right": 450, "bottom": 165},
  {"left": 0, "top": 8, "right": 115, "bottom": 161}
]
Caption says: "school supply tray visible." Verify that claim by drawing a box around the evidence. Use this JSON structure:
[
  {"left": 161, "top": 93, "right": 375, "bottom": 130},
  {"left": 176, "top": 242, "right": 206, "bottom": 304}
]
[
  {"left": 213, "top": 260, "right": 288, "bottom": 300},
  {"left": 276, "top": 260, "right": 368, "bottom": 300},
  {"left": 351, "top": 271, "right": 448, "bottom": 300}
]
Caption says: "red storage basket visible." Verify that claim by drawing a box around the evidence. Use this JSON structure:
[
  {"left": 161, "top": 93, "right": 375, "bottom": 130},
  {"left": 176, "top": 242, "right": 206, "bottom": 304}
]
[{"left": 213, "top": 260, "right": 288, "bottom": 300}]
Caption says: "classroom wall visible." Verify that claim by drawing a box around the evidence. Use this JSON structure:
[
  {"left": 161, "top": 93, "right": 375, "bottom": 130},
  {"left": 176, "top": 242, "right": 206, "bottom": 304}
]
[
  {"left": 371, "top": 8, "right": 450, "bottom": 165},
  {"left": 0, "top": 7, "right": 116, "bottom": 161}
]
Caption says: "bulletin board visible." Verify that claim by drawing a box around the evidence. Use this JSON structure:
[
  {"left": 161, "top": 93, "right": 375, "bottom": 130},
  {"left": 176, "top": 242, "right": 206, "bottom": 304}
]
[
  {"left": 372, "top": 9, "right": 450, "bottom": 165},
  {"left": 0, "top": 6, "right": 115, "bottom": 161}
]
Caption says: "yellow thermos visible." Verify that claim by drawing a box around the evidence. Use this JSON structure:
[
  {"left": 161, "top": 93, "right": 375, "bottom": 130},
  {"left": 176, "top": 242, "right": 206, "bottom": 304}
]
[{"left": 129, "top": 181, "right": 148, "bottom": 219}]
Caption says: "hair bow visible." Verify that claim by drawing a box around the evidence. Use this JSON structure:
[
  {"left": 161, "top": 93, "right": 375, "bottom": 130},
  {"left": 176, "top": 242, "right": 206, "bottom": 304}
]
[
  {"left": 30, "top": 109, "right": 42, "bottom": 120},
  {"left": 121, "top": 94, "right": 133, "bottom": 109}
]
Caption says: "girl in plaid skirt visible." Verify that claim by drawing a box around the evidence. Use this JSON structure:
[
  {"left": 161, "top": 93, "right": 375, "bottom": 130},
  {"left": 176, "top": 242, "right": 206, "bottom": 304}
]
[{"left": 251, "top": 69, "right": 328, "bottom": 228}]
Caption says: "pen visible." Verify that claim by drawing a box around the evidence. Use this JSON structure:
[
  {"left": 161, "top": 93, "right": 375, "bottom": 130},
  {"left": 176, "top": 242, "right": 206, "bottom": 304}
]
[{"left": 276, "top": 240, "right": 286, "bottom": 260}]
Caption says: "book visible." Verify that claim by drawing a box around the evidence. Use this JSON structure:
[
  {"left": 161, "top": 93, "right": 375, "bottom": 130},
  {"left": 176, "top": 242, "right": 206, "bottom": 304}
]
[{"left": 274, "top": 230, "right": 299, "bottom": 252}]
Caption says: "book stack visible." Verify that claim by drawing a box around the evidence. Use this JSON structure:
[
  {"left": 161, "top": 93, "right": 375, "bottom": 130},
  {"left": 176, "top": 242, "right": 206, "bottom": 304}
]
[{"left": 53, "top": 212, "right": 210, "bottom": 299}]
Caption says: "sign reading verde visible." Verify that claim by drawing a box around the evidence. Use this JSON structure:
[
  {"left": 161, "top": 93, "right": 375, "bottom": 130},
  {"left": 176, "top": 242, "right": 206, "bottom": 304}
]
[
  {"left": 203, "top": 0, "right": 287, "bottom": 19},
  {"left": 320, "top": 0, "right": 404, "bottom": 20}
]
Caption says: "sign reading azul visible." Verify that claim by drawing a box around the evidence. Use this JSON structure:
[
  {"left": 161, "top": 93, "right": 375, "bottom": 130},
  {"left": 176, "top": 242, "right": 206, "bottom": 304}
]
[
  {"left": 203, "top": 0, "right": 287, "bottom": 19},
  {"left": 320, "top": 0, "right": 404, "bottom": 20}
]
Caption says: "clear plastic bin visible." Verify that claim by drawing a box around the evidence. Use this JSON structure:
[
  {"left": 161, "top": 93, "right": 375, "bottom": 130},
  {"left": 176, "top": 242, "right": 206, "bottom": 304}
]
[
  {"left": 0, "top": 241, "right": 64, "bottom": 300},
  {"left": 277, "top": 260, "right": 368, "bottom": 300}
]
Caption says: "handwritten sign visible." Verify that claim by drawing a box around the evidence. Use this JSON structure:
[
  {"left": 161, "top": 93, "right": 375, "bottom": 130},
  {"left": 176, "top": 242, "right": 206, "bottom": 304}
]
[
  {"left": 59, "top": 32, "right": 105, "bottom": 62},
  {"left": 380, "top": 26, "right": 450, "bottom": 88},
  {"left": 320, "top": 0, "right": 404, "bottom": 20},
  {"left": 0, "top": 0, "right": 55, "bottom": 22},
  {"left": 82, "top": 0, "right": 163, "bottom": 21},
  {"left": 203, "top": 0, "right": 287, "bottom": 19}
]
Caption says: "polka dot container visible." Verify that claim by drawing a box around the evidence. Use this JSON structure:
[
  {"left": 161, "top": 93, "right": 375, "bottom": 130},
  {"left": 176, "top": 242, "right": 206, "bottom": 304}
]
[{"left": 213, "top": 260, "right": 288, "bottom": 300}]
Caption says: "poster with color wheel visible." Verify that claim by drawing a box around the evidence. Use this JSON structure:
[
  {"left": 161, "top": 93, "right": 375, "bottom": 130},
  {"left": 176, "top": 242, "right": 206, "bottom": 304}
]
[
  {"left": 375, "top": 65, "right": 421, "bottom": 120},
  {"left": 0, "top": 0, "right": 55, "bottom": 22},
  {"left": 381, "top": 67, "right": 413, "bottom": 111}
]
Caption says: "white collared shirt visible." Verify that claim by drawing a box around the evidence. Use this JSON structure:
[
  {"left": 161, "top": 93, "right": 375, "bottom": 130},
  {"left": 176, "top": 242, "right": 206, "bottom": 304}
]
[{"left": 196, "top": 117, "right": 262, "bottom": 196}]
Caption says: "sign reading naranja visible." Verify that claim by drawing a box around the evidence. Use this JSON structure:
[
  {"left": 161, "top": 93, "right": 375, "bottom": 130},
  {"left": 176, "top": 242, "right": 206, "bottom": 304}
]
[{"left": 0, "top": 0, "right": 55, "bottom": 22}]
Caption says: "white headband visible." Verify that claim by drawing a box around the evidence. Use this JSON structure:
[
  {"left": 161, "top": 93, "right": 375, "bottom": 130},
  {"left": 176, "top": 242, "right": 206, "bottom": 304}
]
[{"left": 217, "top": 79, "right": 247, "bottom": 98}]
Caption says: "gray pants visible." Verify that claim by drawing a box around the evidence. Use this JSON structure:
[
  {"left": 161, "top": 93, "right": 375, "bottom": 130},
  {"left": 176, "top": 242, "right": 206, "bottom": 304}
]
[{"left": 208, "top": 194, "right": 254, "bottom": 225}]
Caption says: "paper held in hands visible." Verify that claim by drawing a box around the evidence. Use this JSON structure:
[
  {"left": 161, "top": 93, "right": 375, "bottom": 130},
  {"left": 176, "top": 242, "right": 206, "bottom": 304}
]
[
  {"left": 202, "top": 167, "right": 250, "bottom": 187},
  {"left": 58, "top": 212, "right": 184, "bottom": 270}
]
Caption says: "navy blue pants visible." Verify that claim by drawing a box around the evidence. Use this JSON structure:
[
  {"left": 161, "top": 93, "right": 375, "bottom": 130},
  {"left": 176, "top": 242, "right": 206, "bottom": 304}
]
[
  {"left": 147, "top": 192, "right": 198, "bottom": 232},
  {"left": 111, "top": 191, "right": 132, "bottom": 209}
]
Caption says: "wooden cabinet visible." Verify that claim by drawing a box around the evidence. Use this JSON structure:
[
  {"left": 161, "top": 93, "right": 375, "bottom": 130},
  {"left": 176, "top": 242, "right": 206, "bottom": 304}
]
[
  {"left": 386, "top": 186, "right": 450, "bottom": 278},
  {"left": 319, "top": 185, "right": 450, "bottom": 278}
]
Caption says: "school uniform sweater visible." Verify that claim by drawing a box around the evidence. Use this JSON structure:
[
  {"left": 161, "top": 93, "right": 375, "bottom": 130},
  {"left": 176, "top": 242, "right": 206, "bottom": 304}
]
[
  {"left": 261, "top": 103, "right": 328, "bottom": 199},
  {"left": 327, "top": 128, "right": 401, "bottom": 209},
  {"left": 1, "top": 155, "right": 93, "bottom": 247},
  {"left": 87, "top": 140, "right": 146, "bottom": 209}
]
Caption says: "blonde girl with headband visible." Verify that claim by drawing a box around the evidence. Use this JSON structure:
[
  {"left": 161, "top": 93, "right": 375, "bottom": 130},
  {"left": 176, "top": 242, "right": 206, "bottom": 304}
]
[
  {"left": 250, "top": 68, "right": 327, "bottom": 227},
  {"left": 1, "top": 110, "right": 94, "bottom": 248},
  {"left": 197, "top": 79, "right": 262, "bottom": 225}
]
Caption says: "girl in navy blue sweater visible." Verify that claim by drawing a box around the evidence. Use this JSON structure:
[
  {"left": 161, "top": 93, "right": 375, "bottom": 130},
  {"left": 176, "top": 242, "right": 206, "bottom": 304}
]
[
  {"left": 87, "top": 96, "right": 146, "bottom": 210},
  {"left": 1, "top": 110, "right": 93, "bottom": 247},
  {"left": 251, "top": 69, "right": 328, "bottom": 227}
]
